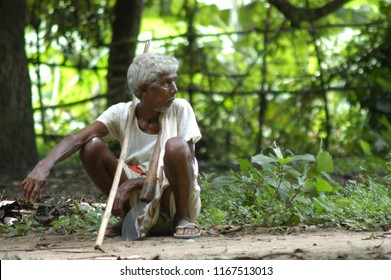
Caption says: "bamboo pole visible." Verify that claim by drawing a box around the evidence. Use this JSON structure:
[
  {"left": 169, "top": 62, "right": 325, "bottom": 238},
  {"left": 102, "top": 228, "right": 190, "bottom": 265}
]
[{"left": 94, "top": 40, "right": 151, "bottom": 251}]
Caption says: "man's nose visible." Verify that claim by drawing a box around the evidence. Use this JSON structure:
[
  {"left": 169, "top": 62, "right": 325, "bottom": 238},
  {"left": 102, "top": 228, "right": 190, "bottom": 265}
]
[{"left": 171, "top": 82, "right": 178, "bottom": 94}]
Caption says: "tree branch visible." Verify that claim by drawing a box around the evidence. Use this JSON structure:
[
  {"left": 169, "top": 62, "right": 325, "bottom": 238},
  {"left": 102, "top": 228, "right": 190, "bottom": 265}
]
[{"left": 267, "top": 0, "right": 352, "bottom": 27}]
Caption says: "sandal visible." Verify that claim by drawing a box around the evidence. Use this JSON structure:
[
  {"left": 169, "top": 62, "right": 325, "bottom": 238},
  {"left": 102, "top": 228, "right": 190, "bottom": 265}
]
[{"left": 173, "top": 223, "right": 201, "bottom": 239}]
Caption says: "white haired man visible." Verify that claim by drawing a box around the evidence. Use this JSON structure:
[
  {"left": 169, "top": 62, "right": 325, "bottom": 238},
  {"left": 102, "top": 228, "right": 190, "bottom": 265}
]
[{"left": 21, "top": 53, "right": 202, "bottom": 239}]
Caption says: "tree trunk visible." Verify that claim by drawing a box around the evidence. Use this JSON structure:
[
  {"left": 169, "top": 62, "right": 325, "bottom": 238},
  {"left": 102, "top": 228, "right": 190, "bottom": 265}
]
[
  {"left": 107, "top": 0, "right": 144, "bottom": 107},
  {"left": 0, "top": 0, "right": 37, "bottom": 177}
]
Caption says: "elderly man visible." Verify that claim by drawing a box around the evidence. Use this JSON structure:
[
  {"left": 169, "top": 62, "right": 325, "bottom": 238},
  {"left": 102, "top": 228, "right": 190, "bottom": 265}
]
[{"left": 21, "top": 53, "right": 202, "bottom": 239}]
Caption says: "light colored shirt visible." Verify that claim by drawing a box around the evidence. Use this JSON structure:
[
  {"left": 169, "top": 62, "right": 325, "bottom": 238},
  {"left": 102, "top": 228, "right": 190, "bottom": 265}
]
[
  {"left": 97, "top": 98, "right": 202, "bottom": 237},
  {"left": 96, "top": 98, "right": 202, "bottom": 173}
]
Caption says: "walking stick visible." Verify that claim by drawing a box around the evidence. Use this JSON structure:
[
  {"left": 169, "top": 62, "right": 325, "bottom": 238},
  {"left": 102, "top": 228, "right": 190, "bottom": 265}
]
[{"left": 94, "top": 40, "right": 151, "bottom": 251}]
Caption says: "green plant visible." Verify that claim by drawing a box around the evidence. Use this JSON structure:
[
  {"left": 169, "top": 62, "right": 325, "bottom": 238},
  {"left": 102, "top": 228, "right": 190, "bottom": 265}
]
[
  {"left": 385, "top": 152, "right": 391, "bottom": 181},
  {"left": 2, "top": 254, "right": 22, "bottom": 260},
  {"left": 199, "top": 142, "right": 391, "bottom": 230},
  {"left": 199, "top": 143, "right": 338, "bottom": 227},
  {"left": 49, "top": 201, "right": 118, "bottom": 234},
  {"left": 321, "top": 177, "right": 391, "bottom": 231},
  {"left": 0, "top": 215, "right": 45, "bottom": 236},
  {"left": 242, "top": 143, "right": 337, "bottom": 225},
  {"left": 0, "top": 200, "right": 118, "bottom": 236}
]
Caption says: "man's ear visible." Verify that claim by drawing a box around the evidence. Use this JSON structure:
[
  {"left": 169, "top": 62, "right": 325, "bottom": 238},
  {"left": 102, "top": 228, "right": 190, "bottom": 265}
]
[
  {"left": 140, "top": 84, "right": 147, "bottom": 92},
  {"left": 139, "top": 84, "right": 148, "bottom": 99}
]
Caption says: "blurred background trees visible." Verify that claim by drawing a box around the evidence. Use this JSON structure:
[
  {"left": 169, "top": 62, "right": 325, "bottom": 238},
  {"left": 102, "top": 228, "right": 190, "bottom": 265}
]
[
  {"left": 1, "top": 0, "right": 390, "bottom": 177},
  {"left": 0, "top": 0, "right": 37, "bottom": 177}
]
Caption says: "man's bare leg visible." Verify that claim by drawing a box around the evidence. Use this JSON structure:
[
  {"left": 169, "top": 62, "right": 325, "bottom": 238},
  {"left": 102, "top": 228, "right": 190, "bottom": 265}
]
[
  {"left": 79, "top": 137, "right": 128, "bottom": 236},
  {"left": 79, "top": 137, "right": 128, "bottom": 196},
  {"left": 163, "top": 136, "right": 200, "bottom": 237}
]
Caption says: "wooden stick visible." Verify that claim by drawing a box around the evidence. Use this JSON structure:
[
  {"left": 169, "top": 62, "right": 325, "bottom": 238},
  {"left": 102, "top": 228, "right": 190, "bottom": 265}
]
[
  {"left": 139, "top": 130, "right": 161, "bottom": 202},
  {"left": 94, "top": 40, "right": 151, "bottom": 251}
]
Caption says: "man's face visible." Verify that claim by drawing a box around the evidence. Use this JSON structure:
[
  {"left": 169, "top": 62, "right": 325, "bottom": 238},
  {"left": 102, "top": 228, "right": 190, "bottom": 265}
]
[{"left": 148, "top": 73, "right": 178, "bottom": 112}]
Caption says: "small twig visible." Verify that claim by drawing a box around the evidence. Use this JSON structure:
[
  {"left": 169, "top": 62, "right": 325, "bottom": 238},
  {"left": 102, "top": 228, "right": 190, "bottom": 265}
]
[
  {"left": 258, "top": 250, "right": 305, "bottom": 260},
  {"left": 48, "top": 249, "right": 99, "bottom": 254},
  {"left": 48, "top": 200, "right": 71, "bottom": 216},
  {"left": 0, "top": 244, "right": 91, "bottom": 253},
  {"left": 73, "top": 255, "right": 120, "bottom": 260},
  {"left": 36, "top": 244, "right": 91, "bottom": 250}
]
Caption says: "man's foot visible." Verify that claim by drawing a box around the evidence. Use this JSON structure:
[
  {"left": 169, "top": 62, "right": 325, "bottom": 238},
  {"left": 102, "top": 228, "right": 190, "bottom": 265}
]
[
  {"left": 104, "top": 221, "right": 122, "bottom": 237},
  {"left": 173, "top": 221, "right": 201, "bottom": 239}
]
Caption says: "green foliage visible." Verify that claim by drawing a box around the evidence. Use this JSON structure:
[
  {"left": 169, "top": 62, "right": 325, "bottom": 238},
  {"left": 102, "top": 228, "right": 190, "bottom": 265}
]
[
  {"left": 199, "top": 143, "right": 391, "bottom": 230},
  {"left": 320, "top": 178, "right": 391, "bottom": 231},
  {"left": 49, "top": 201, "right": 118, "bottom": 234},
  {"left": 199, "top": 143, "right": 337, "bottom": 227},
  {"left": 2, "top": 254, "right": 22, "bottom": 260},
  {"left": 0, "top": 200, "right": 118, "bottom": 236},
  {"left": 24, "top": 0, "right": 391, "bottom": 163},
  {"left": 333, "top": 154, "right": 388, "bottom": 176},
  {"left": 1, "top": 152, "right": 390, "bottom": 236},
  {"left": 20, "top": 1, "right": 391, "bottom": 234},
  {"left": 0, "top": 215, "right": 45, "bottom": 237}
]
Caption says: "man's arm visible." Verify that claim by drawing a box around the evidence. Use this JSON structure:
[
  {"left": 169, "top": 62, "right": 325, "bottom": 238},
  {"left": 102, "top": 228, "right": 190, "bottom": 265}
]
[{"left": 21, "top": 121, "right": 109, "bottom": 202}]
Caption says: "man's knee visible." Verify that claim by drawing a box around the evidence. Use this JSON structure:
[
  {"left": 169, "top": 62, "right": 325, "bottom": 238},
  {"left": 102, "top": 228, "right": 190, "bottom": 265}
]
[
  {"left": 164, "top": 137, "right": 192, "bottom": 166},
  {"left": 165, "top": 137, "right": 189, "bottom": 156},
  {"left": 79, "top": 137, "right": 105, "bottom": 160}
]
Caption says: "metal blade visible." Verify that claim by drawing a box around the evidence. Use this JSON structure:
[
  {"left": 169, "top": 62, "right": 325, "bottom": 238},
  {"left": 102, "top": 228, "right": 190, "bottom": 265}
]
[{"left": 121, "top": 201, "right": 147, "bottom": 241}]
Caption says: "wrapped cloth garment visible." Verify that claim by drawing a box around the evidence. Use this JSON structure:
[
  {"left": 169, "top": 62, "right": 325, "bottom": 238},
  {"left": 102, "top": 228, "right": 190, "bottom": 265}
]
[{"left": 134, "top": 108, "right": 201, "bottom": 237}]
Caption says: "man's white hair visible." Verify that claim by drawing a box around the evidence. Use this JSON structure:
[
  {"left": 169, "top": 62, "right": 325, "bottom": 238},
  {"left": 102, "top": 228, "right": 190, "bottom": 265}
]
[{"left": 127, "top": 53, "right": 179, "bottom": 98}]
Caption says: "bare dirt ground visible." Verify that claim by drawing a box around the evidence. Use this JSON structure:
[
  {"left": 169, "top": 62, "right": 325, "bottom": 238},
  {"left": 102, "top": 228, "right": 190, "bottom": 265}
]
[
  {"left": 1, "top": 227, "right": 391, "bottom": 260},
  {"left": 1, "top": 166, "right": 391, "bottom": 260}
]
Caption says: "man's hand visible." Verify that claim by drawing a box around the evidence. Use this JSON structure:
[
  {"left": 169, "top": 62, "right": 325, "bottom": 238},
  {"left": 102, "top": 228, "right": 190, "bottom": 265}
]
[
  {"left": 112, "top": 177, "right": 144, "bottom": 217},
  {"left": 21, "top": 163, "right": 51, "bottom": 203}
]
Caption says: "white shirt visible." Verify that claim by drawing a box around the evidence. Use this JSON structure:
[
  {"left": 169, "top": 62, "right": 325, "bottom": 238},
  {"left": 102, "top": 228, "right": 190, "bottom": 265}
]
[{"left": 96, "top": 98, "right": 202, "bottom": 173}]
